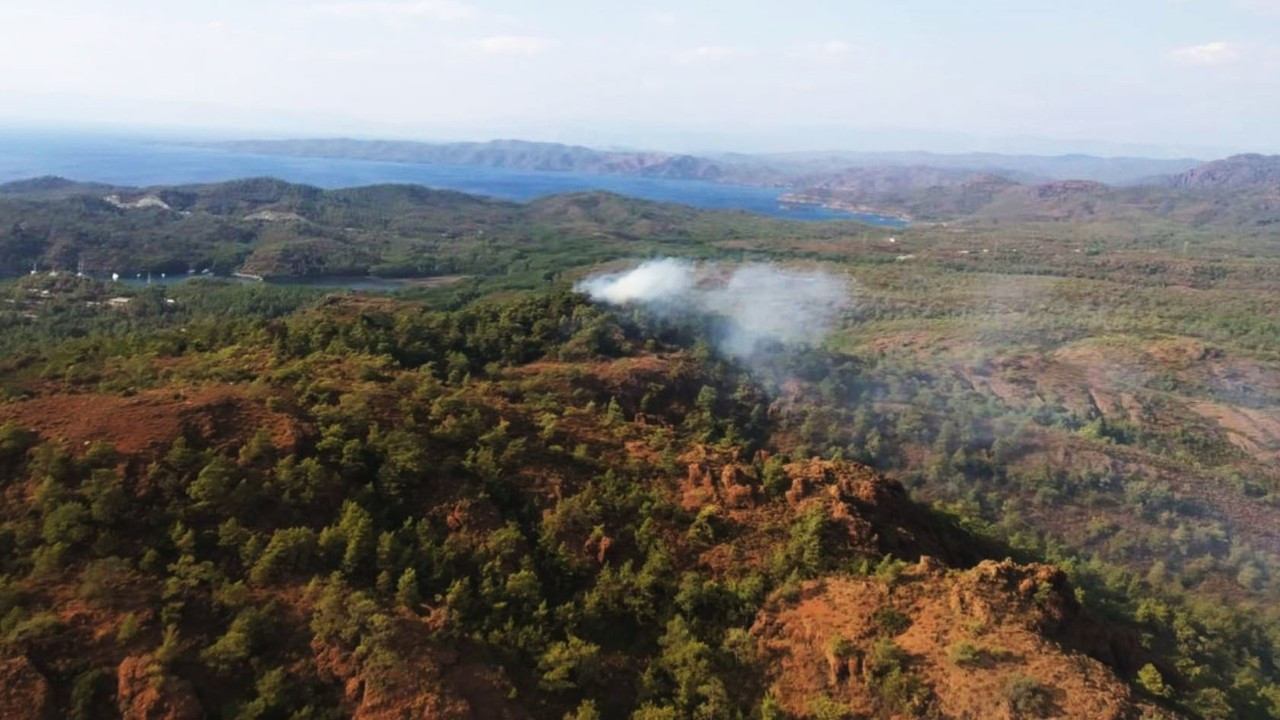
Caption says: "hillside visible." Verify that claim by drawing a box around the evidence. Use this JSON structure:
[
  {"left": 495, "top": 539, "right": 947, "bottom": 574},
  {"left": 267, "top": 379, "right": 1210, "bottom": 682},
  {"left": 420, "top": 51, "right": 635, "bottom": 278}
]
[
  {"left": 6, "top": 174, "right": 1280, "bottom": 717},
  {"left": 0, "top": 286, "right": 1224, "bottom": 719},
  {"left": 0, "top": 177, "right": 877, "bottom": 281}
]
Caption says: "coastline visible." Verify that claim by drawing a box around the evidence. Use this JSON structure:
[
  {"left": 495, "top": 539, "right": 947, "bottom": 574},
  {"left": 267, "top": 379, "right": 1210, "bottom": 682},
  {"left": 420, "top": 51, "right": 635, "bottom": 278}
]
[{"left": 778, "top": 191, "right": 912, "bottom": 224}]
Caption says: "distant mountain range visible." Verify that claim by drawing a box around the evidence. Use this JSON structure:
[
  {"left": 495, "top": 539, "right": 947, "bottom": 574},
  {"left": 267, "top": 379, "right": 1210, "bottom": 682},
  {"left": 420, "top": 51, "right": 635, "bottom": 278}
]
[
  {"left": 211, "top": 138, "right": 747, "bottom": 182},
  {"left": 781, "top": 154, "right": 1280, "bottom": 227},
  {"left": 195, "top": 138, "right": 1280, "bottom": 230},
  {"left": 1165, "top": 153, "right": 1280, "bottom": 190},
  {"left": 208, "top": 137, "right": 1202, "bottom": 187},
  {"left": 4, "top": 152, "right": 1280, "bottom": 282},
  {"left": 749, "top": 150, "right": 1202, "bottom": 185}
]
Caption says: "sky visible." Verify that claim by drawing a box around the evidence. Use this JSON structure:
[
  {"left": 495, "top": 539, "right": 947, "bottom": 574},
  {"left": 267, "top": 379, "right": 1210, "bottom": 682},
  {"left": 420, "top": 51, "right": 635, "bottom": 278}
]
[{"left": 1, "top": 0, "right": 1278, "bottom": 156}]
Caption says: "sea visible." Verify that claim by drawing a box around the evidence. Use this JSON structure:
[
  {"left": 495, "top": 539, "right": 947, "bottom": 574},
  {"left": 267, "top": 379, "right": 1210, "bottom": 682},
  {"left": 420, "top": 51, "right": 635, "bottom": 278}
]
[{"left": 0, "top": 130, "right": 905, "bottom": 226}]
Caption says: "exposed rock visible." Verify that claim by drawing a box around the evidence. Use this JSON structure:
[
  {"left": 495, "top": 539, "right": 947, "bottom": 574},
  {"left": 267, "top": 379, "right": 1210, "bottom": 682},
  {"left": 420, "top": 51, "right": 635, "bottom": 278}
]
[
  {"left": 117, "top": 655, "right": 202, "bottom": 720},
  {"left": 243, "top": 209, "right": 306, "bottom": 222},
  {"left": 718, "top": 465, "right": 756, "bottom": 508},
  {"left": 680, "top": 462, "right": 717, "bottom": 511},
  {"left": 0, "top": 656, "right": 52, "bottom": 720},
  {"left": 784, "top": 458, "right": 978, "bottom": 564},
  {"left": 103, "top": 194, "right": 173, "bottom": 211},
  {"left": 313, "top": 614, "right": 530, "bottom": 720},
  {"left": 753, "top": 562, "right": 1180, "bottom": 720}
]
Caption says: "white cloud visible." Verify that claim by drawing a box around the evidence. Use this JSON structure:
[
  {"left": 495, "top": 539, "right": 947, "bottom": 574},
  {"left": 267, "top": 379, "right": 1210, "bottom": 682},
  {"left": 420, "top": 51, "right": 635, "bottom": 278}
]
[
  {"left": 810, "top": 40, "right": 852, "bottom": 57},
  {"left": 1167, "top": 41, "right": 1242, "bottom": 66},
  {"left": 308, "top": 1, "right": 479, "bottom": 21},
  {"left": 675, "top": 46, "right": 732, "bottom": 63},
  {"left": 469, "top": 35, "right": 554, "bottom": 55},
  {"left": 1232, "top": 0, "right": 1280, "bottom": 14},
  {"left": 648, "top": 11, "right": 679, "bottom": 27},
  {"left": 797, "top": 40, "right": 854, "bottom": 63}
]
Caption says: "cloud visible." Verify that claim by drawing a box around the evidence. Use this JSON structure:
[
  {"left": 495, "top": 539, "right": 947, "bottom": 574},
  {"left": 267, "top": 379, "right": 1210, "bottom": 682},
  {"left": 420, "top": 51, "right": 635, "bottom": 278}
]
[
  {"left": 797, "top": 40, "right": 854, "bottom": 64},
  {"left": 675, "top": 46, "right": 733, "bottom": 63},
  {"left": 1232, "top": 0, "right": 1280, "bottom": 14},
  {"left": 809, "top": 40, "right": 852, "bottom": 57},
  {"left": 1167, "top": 41, "right": 1242, "bottom": 66},
  {"left": 469, "top": 35, "right": 554, "bottom": 55},
  {"left": 647, "top": 11, "right": 679, "bottom": 27},
  {"left": 308, "top": 1, "right": 479, "bottom": 21}
]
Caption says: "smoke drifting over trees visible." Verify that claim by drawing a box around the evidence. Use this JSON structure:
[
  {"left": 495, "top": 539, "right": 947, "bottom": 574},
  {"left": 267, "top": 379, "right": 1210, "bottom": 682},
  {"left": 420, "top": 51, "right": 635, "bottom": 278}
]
[{"left": 576, "top": 258, "right": 851, "bottom": 361}]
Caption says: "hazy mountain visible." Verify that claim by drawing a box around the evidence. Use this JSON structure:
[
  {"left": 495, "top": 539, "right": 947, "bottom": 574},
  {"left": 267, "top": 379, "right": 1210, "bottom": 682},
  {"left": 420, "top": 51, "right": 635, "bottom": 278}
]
[
  {"left": 210, "top": 137, "right": 755, "bottom": 183},
  {"left": 756, "top": 150, "right": 1203, "bottom": 185},
  {"left": 790, "top": 166, "right": 1021, "bottom": 194},
  {"left": 207, "top": 137, "right": 1206, "bottom": 188},
  {"left": 1165, "top": 153, "right": 1280, "bottom": 190},
  {"left": 784, "top": 168, "right": 1280, "bottom": 228}
]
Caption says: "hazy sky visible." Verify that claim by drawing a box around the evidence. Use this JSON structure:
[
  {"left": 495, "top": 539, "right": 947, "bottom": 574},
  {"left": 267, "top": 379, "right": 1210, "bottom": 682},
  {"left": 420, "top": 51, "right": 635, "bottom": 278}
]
[{"left": 2, "top": 0, "right": 1278, "bottom": 155}]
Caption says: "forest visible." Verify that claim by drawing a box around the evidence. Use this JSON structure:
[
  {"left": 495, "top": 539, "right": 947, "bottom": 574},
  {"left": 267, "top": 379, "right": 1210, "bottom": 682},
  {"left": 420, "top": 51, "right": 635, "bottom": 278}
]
[{"left": 3, "top": 178, "right": 1280, "bottom": 718}]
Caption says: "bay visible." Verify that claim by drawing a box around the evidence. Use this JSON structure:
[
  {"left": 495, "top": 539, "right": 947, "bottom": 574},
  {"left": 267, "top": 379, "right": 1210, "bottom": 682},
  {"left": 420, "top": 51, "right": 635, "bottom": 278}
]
[{"left": 0, "top": 130, "right": 905, "bottom": 226}]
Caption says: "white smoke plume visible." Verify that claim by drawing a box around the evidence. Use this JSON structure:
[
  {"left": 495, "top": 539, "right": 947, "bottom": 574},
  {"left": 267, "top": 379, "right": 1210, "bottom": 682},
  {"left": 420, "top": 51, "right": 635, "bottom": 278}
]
[{"left": 576, "top": 258, "right": 851, "bottom": 360}]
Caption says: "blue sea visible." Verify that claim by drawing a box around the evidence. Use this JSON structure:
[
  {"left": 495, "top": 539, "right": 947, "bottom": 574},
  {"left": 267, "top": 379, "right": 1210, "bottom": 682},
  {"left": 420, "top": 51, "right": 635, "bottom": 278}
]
[{"left": 0, "top": 130, "right": 904, "bottom": 226}]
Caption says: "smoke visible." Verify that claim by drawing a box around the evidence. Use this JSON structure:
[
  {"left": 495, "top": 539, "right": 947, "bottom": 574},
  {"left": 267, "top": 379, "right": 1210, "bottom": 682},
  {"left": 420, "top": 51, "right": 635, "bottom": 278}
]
[
  {"left": 580, "top": 257, "right": 696, "bottom": 306},
  {"left": 576, "top": 258, "right": 850, "bottom": 362}
]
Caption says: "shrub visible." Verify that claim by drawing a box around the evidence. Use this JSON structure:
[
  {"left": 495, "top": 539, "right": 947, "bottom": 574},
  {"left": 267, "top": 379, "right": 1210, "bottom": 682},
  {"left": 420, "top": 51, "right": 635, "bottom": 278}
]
[
  {"left": 807, "top": 695, "right": 850, "bottom": 720},
  {"left": 871, "top": 606, "right": 912, "bottom": 635},
  {"left": 947, "top": 641, "right": 981, "bottom": 666},
  {"left": 1004, "top": 674, "right": 1052, "bottom": 716},
  {"left": 873, "top": 555, "right": 908, "bottom": 585},
  {"left": 5, "top": 611, "right": 63, "bottom": 646},
  {"left": 828, "top": 635, "right": 856, "bottom": 660},
  {"left": 0, "top": 423, "right": 37, "bottom": 467},
  {"left": 866, "top": 637, "right": 908, "bottom": 678}
]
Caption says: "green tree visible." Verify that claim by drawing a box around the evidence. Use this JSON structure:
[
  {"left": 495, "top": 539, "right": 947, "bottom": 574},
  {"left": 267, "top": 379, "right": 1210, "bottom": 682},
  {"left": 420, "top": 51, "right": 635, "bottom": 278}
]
[
  {"left": 539, "top": 635, "right": 602, "bottom": 692},
  {"left": 395, "top": 568, "right": 421, "bottom": 609},
  {"left": 1136, "top": 663, "right": 1171, "bottom": 698}
]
